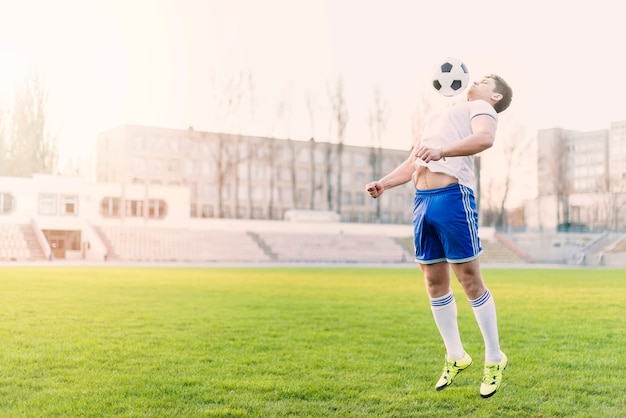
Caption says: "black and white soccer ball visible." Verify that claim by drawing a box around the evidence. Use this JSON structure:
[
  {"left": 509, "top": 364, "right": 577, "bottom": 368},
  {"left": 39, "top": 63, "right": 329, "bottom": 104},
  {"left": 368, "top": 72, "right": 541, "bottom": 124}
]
[{"left": 432, "top": 57, "right": 469, "bottom": 97}]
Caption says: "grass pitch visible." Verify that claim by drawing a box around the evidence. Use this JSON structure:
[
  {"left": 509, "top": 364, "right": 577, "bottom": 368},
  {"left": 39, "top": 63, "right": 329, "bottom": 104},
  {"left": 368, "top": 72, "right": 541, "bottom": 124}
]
[{"left": 0, "top": 266, "right": 624, "bottom": 417}]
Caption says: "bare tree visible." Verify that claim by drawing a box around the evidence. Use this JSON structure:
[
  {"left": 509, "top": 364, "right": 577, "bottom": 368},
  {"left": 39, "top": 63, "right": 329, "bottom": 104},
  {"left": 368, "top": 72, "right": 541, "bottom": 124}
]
[
  {"left": 244, "top": 73, "right": 256, "bottom": 219},
  {"left": 368, "top": 85, "right": 389, "bottom": 222},
  {"left": 492, "top": 121, "right": 532, "bottom": 229},
  {"left": 280, "top": 86, "right": 300, "bottom": 210},
  {"left": 324, "top": 141, "right": 333, "bottom": 211},
  {"left": 266, "top": 137, "right": 277, "bottom": 219},
  {"left": 287, "top": 138, "right": 298, "bottom": 208},
  {"left": 245, "top": 140, "right": 255, "bottom": 218},
  {"left": 410, "top": 92, "right": 434, "bottom": 147},
  {"left": 597, "top": 173, "right": 626, "bottom": 230},
  {"left": 328, "top": 76, "right": 349, "bottom": 215},
  {"left": 540, "top": 129, "right": 572, "bottom": 227},
  {"left": 207, "top": 70, "right": 249, "bottom": 218},
  {"left": 208, "top": 133, "right": 241, "bottom": 218},
  {"left": 0, "top": 103, "right": 8, "bottom": 176},
  {"left": 306, "top": 94, "right": 318, "bottom": 209},
  {"left": 4, "top": 67, "right": 57, "bottom": 176},
  {"left": 266, "top": 89, "right": 291, "bottom": 220}
]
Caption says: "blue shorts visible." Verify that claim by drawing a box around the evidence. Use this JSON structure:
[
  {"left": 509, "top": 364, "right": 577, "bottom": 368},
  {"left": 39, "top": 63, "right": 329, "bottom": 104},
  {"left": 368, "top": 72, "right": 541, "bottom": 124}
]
[{"left": 412, "top": 183, "right": 482, "bottom": 264}]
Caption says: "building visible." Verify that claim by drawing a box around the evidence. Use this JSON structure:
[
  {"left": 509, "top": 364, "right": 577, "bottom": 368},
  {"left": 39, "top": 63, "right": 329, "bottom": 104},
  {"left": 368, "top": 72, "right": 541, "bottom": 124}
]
[
  {"left": 609, "top": 120, "right": 626, "bottom": 190},
  {"left": 96, "top": 125, "right": 415, "bottom": 224},
  {"left": 2, "top": 123, "right": 623, "bottom": 265},
  {"left": 0, "top": 174, "right": 188, "bottom": 261},
  {"left": 525, "top": 122, "right": 626, "bottom": 231},
  {"left": 0, "top": 173, "right": 421, "bottom": 263}
]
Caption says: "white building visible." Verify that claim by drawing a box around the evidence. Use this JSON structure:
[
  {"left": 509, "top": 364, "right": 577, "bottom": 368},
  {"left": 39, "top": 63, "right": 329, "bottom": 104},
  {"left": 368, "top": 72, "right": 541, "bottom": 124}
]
[
  {"left": 0, "top": 174, "right": 188, "bottom": 261},
  {"left": 525, "top": 122, "right": 626, "bottom": 231},
  {"left": 96, "top": 125, "right": 415, "bottom": 224}
]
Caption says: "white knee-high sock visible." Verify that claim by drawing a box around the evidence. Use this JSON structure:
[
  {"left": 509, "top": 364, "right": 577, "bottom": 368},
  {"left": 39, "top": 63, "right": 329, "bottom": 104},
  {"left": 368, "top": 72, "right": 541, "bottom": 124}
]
[
  {"left": 469, "top": 289, "right": 502, "bottom": 363},
  {"left": 430, "top": 290, "right": 465, "bottom": 359}
]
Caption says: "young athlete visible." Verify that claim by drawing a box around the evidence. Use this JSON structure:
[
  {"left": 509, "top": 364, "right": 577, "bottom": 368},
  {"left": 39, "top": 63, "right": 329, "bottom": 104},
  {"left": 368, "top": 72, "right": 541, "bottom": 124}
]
[{"left": 365, "top": 74, "right": 513, "bottom": 398}]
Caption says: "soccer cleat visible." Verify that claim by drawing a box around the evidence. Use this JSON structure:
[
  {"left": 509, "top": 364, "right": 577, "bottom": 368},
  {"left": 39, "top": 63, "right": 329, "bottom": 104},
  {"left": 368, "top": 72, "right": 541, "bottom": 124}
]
[
  {"left": 435, "top": 352, "right": 473, "bottom": 391},
  {"left": 480, "top": 352, "right": 508, "bottom": 398}
]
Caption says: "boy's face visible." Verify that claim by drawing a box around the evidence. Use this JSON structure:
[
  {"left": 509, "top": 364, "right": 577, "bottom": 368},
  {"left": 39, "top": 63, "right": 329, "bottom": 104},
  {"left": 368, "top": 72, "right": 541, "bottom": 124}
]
[{"left": 467, "top": 77, "right": 500, "bottom": 103}]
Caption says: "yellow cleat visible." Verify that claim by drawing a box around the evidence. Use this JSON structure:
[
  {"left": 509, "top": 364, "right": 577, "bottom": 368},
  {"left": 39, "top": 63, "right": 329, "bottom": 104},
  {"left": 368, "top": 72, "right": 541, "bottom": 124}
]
[
  {"left": 480, "top": 352, "right": 508, "bottom": 398},
  {"left": 435, "top": 352, "right": 473, "bottom": 391}
]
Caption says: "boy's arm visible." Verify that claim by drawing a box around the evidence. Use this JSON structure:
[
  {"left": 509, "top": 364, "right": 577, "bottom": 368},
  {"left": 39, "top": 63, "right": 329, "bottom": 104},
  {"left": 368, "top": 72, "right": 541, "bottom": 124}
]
[
  {"left": 415, "top": 114, "right": 497, "bottom": 162},
  {"left": 366, "top": 145, "right": 418, "bottom": 198}
]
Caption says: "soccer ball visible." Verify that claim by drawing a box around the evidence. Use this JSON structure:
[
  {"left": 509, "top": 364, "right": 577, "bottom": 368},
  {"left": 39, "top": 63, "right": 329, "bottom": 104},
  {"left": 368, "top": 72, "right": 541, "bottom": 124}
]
[{"left": 432, "top": 57, "right": 469, "bottom": 97}]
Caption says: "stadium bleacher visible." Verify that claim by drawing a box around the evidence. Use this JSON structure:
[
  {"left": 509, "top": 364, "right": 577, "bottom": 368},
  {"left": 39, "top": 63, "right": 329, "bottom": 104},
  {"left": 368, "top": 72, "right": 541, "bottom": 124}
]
[
  {"left": 94, "top": 226, "right": 270, "bottom": 262},
  {"left": 0, "top": 223, "right": 33, "bottom": 261},
  {"left": 2, "top": 221, "right": 624, "bottom": 266}
]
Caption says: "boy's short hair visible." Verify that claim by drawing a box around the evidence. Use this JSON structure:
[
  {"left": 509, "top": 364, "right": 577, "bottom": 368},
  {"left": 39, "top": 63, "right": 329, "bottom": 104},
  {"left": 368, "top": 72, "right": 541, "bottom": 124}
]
[{"left": 487, "top": 74, "right": 513, "bottom": 113}]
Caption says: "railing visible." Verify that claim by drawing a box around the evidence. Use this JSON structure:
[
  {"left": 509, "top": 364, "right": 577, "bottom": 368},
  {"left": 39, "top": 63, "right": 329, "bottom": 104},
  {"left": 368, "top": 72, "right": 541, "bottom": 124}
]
[{"left": 30, "top": 218, "right": 51, "bottom": 261}]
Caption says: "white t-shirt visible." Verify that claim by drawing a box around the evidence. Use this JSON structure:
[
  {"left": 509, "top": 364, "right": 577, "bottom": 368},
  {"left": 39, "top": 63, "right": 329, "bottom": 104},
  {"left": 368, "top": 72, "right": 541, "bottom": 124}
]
[{"left": 414, "top": 100, "right": 497, "bottom": 189}]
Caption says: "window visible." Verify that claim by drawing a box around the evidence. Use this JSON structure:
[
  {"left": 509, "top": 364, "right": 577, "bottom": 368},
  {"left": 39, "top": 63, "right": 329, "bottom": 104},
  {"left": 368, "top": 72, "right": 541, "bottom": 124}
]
[
  {"left": 201, "top": 205, "right": 213, "bottom": 218},
  {"left": 169, "top": 159, "right": 180, "bottom": 174},
  {"left": 275, "top": 167, "right": 286, "bottom": 182},
  {"left": 238, "top": 141, "right": 249, "bottom": 156},
  {"left": 152, "top": 137, "right": 165, "bottom": 153},
  {"left": 251, "top": 187, "right": 263, "bottom": 200},
  {"left": 39, "top": 194, "right": 57, "bottom": 215},
  {"left": 184, "top": 161, "right": 199, "bottom": 176},
  {"left": 354, "top": 153, "right": 366, "bottom": 166},
  {"left": 314, "top": 171, "right": 324, "bottom": 185},
  {"left": 201, "top": 183, "right": 216, "bottom": 198},
  {"left": 281, "top": 188, "right": 292, "bottom": 203},
  {"left": 237, "top": 162, "right": 247, "bottom": 178},
  {"left": 283, "top": 147, "right": 294, "bottom": 161},
  {"left": 314, "top": 149, "right": 325, "bottom": 164},
  {"left": 394, "top": 212, "right": 408, "bottom": 224},
  {"left": 201, "top": 162, "right": 211, "bottom": 177},
  {"left": 297, "top": 188, "right": 307, "bottom": 204},
  {"left": 201, "top": 142, "right": 212, "bottom": 156},
  {"left": 394, "top": 194, "right": 407, "bottom": 209},
  {"left": 355, "top": 172, "right": 365, "bottom": 184},
  {"left": 148, "top": 199, "right": 167, "bottom": 218},
  {"left": 132, "top": 158, "right": 146, "bottom": 173},
  {"left": 100, "top": 198, "right": 166, "bottom": 219},
  {"left": 60, "top": 195, "right": 78, "bottom": 215},
  {"left": 170, "top": 137, "right": 180, "bottom": 153},
  {"left": 126, "top": 199, "right": 143, "bottom": 217},
  {"left": 0, "top": 193, "right": 15, "bottom": 214},
  {"left": 133, "top": 136, "right": 144, "bottom": 153},
  {"left": 297, "top": 148, "right": 308, "bottom": 163},
  {"left": 298, "top": 169, "right": 309, "bottom": 182},
  {"left": 100, "top": 197, "right": 121, "bottom": 217},
  {"left": 182, "top": 138, "right": 192, "bottom": 154},
  {"left": 252, "top": 163, "right": 267, "bottom": 180}
]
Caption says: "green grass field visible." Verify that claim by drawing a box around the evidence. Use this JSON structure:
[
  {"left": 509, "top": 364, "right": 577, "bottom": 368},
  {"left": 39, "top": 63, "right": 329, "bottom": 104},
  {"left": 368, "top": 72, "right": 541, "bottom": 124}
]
[{"left": 0, "top": 266, "right": 624, "bottom": 417}]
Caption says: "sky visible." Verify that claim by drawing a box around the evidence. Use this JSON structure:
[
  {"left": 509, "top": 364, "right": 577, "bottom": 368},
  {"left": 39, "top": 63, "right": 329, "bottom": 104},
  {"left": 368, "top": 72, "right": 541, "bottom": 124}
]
[{"left": 1, "top": 0, "right": 626, "bottom": 206}]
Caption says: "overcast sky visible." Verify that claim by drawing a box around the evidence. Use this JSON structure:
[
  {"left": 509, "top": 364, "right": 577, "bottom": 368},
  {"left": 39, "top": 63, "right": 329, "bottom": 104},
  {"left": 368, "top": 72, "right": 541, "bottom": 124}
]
[{"left": 2, "top": 0, "right": 625, "bottom": 205}]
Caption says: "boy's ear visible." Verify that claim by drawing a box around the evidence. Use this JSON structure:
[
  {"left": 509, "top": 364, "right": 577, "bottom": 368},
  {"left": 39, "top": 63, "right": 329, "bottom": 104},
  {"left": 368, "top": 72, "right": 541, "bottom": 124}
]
[{"left": 491, "top": 93, "right": 503, "bottom": 102}]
